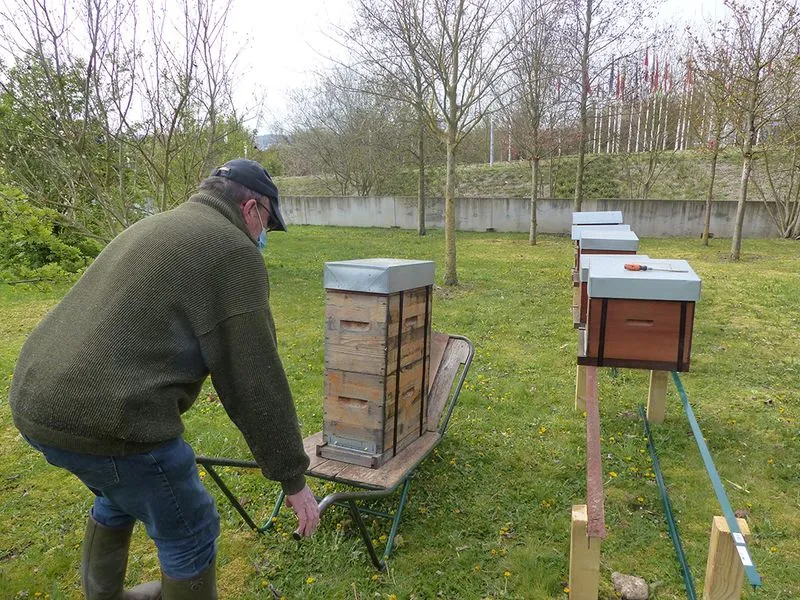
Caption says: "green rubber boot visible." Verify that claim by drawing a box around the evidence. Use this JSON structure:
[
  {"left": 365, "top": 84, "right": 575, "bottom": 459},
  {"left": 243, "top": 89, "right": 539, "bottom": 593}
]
[
  {"left": 161, "top": 557, "right": 217, "bottom": 600},
  {"left": 81, "top": 515, "right": 162, "bottom": 600}
]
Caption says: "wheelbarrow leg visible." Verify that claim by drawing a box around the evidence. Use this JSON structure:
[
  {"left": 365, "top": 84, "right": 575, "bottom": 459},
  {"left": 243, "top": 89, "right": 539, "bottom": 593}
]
[
  {"left": 261, "top": 490, "right": 286, "bottom": 533},
  {"left": 383, "top": 477, "right": 412, "bottom": 563},
  {"left": 203, "top": 464, "right": 261, "bottom": 532},
  {"left": 348, "top": 500, "right": 386, "bottom": 571}
]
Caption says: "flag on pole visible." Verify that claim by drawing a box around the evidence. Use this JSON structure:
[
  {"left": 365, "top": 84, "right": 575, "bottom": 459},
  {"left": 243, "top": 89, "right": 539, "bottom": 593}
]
[
  {"left": 609, "top": 58, "right": 615, "bottom": 98},
  {"left": 653, "top": 55, "right": 659, "bottom": 93}
]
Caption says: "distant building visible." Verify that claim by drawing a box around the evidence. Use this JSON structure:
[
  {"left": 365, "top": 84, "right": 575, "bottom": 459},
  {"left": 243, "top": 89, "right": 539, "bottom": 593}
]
[{"left": 255, "top": 134, "right": 289, "bottom": 150}]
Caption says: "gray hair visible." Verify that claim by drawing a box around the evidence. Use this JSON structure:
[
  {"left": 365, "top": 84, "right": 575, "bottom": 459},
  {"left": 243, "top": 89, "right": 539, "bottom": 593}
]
[{"left": 198, "top": 176, "right": 270, "bottom": 207}]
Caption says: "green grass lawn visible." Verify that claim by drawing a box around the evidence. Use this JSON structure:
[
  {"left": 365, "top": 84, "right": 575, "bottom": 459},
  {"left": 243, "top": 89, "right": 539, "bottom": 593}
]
[{"left": 1, "top": 228, "right": 798, "bottom": 599}]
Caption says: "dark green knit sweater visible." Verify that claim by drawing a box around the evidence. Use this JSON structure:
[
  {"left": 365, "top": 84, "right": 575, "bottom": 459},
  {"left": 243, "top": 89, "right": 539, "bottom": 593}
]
[{"left": 10, "top": 190, "right": 309, "bottom": 494}]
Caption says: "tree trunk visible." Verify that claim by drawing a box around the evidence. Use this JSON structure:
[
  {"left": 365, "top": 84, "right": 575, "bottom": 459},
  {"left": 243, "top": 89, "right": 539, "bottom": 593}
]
[
  {"left": 530, "top": 158, "right": 538, "bottom": 245},
  {"left": 573, "top": 0, "right": 591, "bottom": 212},
  {"left": 444, "top": 132, "right": 458, "bottom": 285},
  {"left": 731, "top": 148, "right": 753, "bottom": 260},
  {"left": 732, "top": 85, "right": 758, "bottom": 260},
  {"left": 417, "top": 113, "right": 426, "bottom": 236},
  {"left": 702, "top": 143, "right": 719, "bottom": 245}
]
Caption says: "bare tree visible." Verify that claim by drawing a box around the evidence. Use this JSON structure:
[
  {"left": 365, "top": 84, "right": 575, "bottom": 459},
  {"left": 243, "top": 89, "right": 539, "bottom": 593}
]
[
  {"left": 501, "top": 0, "right": 566, "bottom": 245},
  {"left": 692, "top": 33, "right": 736, "bottom": 245},
  {"left": 0, "top": 0, "right": 249, "bottom": 239},
  {"left": 751, "top": 60, "right": 800, "bottom": 239},
  {"left": 721, "top": 0, "right": 799, "bottom": 260},
  {"left": 568, "top": 0, "right": 652, "bottom": 212},
  {"left": 288, "top": 69, "right": 408, "bottom": 196},
  {"left": 338, "top": 0, "right": 434, "bottom": 234},
  {"left": 414, "top": 0, "right": 520, "bottom": 285}
]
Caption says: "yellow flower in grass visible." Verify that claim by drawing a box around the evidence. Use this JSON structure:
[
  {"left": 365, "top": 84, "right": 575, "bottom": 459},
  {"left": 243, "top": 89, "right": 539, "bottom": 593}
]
[
  {"left": 306, "top": 576, "right": 316, "bottom": 584},
  {"left": 503, "top": 570, "right": 511, "bottom": 578},
  {"left": 609, "top": 471, "right": 617, "bottom": 478}
]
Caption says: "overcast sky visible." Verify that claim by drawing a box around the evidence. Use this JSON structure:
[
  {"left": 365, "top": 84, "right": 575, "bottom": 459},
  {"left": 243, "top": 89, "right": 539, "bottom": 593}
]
[
  {"left": 228, "top": 0, "right": 729, "bottom": 134},
  {"left": 0, "top": 0, "right": 728, "bottom": 134},
  {"left": 226, "top": 0, "right": 353, "bottom": 133}
]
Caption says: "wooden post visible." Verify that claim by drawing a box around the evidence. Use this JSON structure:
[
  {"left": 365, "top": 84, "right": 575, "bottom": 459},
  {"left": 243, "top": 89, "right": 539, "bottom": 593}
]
[
  {"left": 703, "top": 516, "right": 751, "bottom": 600},
  {"left": 646, "top": 370, "right": 668, "bottom": 424},
  {"left": 569, "top": 504, "right": 601, "bottom": 600},
  {"left": 575, "top": 365, "right": 587, "bottom": 411}
]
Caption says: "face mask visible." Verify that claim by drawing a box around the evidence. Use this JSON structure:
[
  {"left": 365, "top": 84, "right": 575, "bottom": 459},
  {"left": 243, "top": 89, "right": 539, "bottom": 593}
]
[{"left": 255, "top": 205, "right": 268, "bottom": 251}]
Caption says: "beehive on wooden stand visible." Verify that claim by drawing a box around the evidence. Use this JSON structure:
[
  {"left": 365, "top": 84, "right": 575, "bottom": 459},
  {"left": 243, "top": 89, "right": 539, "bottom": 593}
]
[
  {"left": 571, "top": 224, "right": 632, "bottom": 282},
  {"left": 318, "top": 258, "right": 434, "bottom": 468},
  {"left": 572, "top": 211, "right": 624, "bottom": 226},
  {"left": 576, "top": 229, "right": 639, "bottom": 273},
  {"left": 576, "top": 254, "right": 650, "bottom": 328},
  {"left": 578, "top": 257, "right": 701, "bottom": 371},
  {"left": 571, "top": 228, "right": 637, "bottom": 315}
]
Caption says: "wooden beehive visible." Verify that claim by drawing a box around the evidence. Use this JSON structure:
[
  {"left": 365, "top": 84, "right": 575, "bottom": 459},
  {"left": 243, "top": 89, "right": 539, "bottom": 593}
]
[
  {"left": 318, "top": 259, "right": 434, "bottom": 468},
  {"left": 576, "top": 229, "right": 639, "bottom": 275},
  {"left": 571, "top": 224, "right": 631, "bottom": 276},
  {"left": 576, "top": 255, "right": 650, "bottom": 328},
  {"left": 578, "top": 258, "right": 701, "bottom": 371}
]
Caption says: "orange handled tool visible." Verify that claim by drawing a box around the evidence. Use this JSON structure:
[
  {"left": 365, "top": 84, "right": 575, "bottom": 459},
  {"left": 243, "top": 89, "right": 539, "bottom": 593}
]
[{"left": 624, "top": 263, "right": 688, "bottom": 273}]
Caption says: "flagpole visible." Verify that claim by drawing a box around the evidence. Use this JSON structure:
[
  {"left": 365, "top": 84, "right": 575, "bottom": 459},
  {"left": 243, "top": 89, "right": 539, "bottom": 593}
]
[
  {"left": 628, "top": 95, "right": 635, "bottom": 154},
  {"left": 683, "top": 84, "right": 694, "bottom": 150}
]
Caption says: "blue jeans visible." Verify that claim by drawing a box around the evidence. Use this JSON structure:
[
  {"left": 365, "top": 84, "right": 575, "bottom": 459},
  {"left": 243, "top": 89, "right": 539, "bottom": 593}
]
[{"left": 24, "top": 435, "right": 220, "bottom": 580}]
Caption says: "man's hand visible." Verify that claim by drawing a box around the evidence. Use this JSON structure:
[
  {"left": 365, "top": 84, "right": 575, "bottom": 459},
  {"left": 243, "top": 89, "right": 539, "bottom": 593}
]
[{"left": 285, "top": 484, "right": 320, "bottom": 537}]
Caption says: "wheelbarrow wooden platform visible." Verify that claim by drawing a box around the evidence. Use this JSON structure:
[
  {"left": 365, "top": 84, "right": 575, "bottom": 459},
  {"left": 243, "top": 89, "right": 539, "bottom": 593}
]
[{"left": 196, "top": 333, "right": 474, "bottom": 570}]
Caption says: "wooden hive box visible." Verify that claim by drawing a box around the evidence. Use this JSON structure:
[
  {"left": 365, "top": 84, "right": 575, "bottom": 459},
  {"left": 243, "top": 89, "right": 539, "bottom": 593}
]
[
  {"left": 570, "top": 224, "right": 631, "bottom": 277},
  {"left": 578, "top": 258, "right": 701, "bottom": 371},
  {"left": 576, "top": 229, "right": 639, "bottom": 275},
  {"left": 576, "top": 254, "right": 650, "bottom": 328},
  {"left": 319, "top": 258, "right": 434, "bottom": 468}
]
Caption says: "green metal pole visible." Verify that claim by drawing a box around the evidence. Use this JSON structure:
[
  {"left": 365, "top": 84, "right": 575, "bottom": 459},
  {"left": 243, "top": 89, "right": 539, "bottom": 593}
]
[
  {"left": 671, "top": 372, "right": 762, "bottom": 588},
  {"left": 639, "top": 404, "right": 698, "bottom": 600}
]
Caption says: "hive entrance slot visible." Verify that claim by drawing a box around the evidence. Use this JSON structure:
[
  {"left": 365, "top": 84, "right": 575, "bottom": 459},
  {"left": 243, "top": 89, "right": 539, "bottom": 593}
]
[{"left": 625, "top": 319, "right": 655, "bottom": 328}]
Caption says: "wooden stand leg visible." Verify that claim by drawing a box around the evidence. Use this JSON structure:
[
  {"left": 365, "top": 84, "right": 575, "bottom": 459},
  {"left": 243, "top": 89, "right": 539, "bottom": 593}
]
[
  {"left": 703, "top": 516, "right": 751, "bottom": 600},
  {"left": 572, "top": 283, "right": 580, "bottom": 307},
  {"left": 575, "top": 365, "right": 587, "bottom": 412},
  {"left": 569, "top": 504, "right": 601, "bottom": 600},
  {"left": 646, "top": 370, "right": 668, "bottom": 424}
]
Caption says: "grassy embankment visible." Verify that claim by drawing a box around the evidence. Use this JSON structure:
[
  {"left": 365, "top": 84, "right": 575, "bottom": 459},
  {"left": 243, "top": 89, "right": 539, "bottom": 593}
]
[
  {"left": 275, "top": 149, "right": 747, "bottom": 201},
  {"left": 1, "top": 228, "right": 798, "bottom": 598}
]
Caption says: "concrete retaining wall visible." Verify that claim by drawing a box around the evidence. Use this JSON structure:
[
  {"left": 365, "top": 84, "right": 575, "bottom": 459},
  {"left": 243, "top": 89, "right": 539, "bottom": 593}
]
[{"left": 281, "top": 196, "right": 781, "bottom": 238}]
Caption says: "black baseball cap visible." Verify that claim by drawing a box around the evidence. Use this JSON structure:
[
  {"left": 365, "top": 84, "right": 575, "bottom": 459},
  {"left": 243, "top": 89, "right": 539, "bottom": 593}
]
[{"left": 211, "top": 158, "right": 287, "bottom": 232}]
